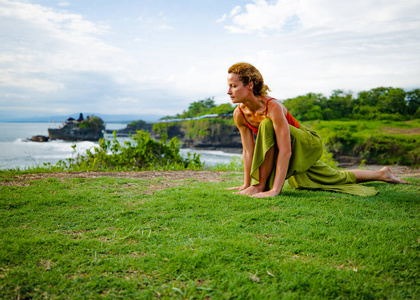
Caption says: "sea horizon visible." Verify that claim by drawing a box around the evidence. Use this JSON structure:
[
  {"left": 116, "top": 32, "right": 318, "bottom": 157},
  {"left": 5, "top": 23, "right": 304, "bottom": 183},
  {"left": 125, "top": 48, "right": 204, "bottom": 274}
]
[{"left": 0, "top": 112, "right": 163, "bottom": 124}]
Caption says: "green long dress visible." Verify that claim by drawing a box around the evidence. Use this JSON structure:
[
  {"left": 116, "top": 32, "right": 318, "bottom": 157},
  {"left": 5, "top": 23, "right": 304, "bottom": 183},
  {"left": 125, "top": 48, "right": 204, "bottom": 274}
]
[{"left": 250, "top": 118, "right": 378, "bottom": 196}]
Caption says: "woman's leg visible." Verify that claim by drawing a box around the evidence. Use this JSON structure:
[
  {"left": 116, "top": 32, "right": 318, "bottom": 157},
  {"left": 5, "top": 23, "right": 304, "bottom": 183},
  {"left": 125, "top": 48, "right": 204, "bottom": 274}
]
[
  {"left": 349, "top": 166, "right": 408, "bottom": 184},
  {"left": 238, "top": 146, "right": 276, "bottom": 195}
]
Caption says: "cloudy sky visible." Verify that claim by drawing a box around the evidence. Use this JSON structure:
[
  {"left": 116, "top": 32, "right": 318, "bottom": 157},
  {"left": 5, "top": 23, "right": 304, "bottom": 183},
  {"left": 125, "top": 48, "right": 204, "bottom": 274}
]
[{"left": 1, "top": 0, "right": 419, "bottom": 121}]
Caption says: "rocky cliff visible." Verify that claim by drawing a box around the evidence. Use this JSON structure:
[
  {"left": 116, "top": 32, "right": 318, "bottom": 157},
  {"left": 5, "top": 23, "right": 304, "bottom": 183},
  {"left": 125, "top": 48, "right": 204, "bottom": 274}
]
[
  {"left": 48, "top": 123, "right": 104, "bottom": 141},
  {"left": 105, "top": 122, "right": 153, "bottom": 136},
  {"left": 48, "top": 115, "right": 105, "bottom": 141},
  {"left": 152, "top": 119, "right": 242, "bottom": 150}
]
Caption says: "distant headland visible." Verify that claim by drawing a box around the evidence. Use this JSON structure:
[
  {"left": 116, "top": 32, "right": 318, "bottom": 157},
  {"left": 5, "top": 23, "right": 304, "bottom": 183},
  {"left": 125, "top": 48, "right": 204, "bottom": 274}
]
[{"left": 48, "top": 113, "right": 105, "bottom": 141}]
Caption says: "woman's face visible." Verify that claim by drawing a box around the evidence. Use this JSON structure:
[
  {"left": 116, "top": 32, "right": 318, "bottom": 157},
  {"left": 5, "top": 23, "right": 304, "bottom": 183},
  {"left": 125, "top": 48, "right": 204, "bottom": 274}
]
[{"left": 227, "top": 73, "right": 253, "bottom": 103}]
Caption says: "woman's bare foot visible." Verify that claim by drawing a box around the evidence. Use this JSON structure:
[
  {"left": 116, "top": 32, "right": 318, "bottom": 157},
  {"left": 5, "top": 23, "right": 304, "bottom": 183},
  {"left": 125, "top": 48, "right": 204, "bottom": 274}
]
[
  {"left": 236, "top": 185, "right": 264, "bottom": 195},
  {"left": 380, "top": 167, "right": 409, "bottom": 184}
]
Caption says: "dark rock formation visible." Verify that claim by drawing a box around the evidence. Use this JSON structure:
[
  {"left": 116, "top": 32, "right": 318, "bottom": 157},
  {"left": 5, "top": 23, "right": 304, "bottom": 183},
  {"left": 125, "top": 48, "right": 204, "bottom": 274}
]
[
  {"left": 48, "top": 123, "right": 104, "bottom": 141},
  {"left": 77, "top": 113, "right": 84, "bottom": 122},
  {"left": 31, "top": 135, "right": 49, "bottom": 142},
  {"left": 181, "top": 131, "right": 242, "bottom": 149},
  {"left": 105, "top": 121, "right": 152, "bottom": 136},
  {"left": 153, "top": 121, "right": 242, "bottom": 150},
  {"left": 48, "top": 115, "right": 105, "bottom": 141}
]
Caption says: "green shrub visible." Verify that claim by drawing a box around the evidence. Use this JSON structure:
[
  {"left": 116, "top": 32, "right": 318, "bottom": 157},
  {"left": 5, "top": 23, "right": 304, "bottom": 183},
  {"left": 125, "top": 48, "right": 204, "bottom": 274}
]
[
  {"left": 357, "top": 135, "right": 419, "bottom": 166},
  {"left": 129, "top": 120, "right": 146, "bottom": 127},
  {"left": 319, "top": 147, "right": 339, "bottom": 168},
  {"left": 152, "top": 122, "right": 171, "bottom": 142},
  {"left": 56, "top": 131, "right": 203, "bottom": 171},
  {"left": 79, "top": 115, "right": 105, "bottom": 131}
]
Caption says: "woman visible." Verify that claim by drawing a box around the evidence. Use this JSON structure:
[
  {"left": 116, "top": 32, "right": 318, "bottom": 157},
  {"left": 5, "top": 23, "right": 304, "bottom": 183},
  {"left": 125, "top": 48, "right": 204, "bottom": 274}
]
[{"left": 226, "top": 62, "right": 407, "bottom": 198}]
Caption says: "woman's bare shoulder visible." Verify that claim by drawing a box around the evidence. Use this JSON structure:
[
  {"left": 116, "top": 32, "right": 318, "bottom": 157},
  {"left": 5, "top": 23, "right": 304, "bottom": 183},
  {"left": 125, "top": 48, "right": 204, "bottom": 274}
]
[
  {"left": 233, "top": 106, "right": 241, "bottom": 117},
  {"left": 233, "top": 106, "right": 246, "bottom": 126},
  {"left": 267, "top": 98, "right": 287, "bottom": 115}
]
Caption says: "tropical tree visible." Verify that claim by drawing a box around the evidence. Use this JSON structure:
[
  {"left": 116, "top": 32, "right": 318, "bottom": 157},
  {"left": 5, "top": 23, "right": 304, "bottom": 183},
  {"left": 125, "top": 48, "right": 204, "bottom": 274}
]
[
  {"left": 283, "top": 93, "right": 327, "bottom": 121},
  {"left": 326, "top": 89, "right": 354, "bottom": 119},
  {"left": 377, "top": 87, "right": 407, "bottom": 115},
  {"left": 407, "top": 89, "right": 420, "bottom": 116},
  {"left": 182, "top": 97, "right": 216, "bottom": 118}
]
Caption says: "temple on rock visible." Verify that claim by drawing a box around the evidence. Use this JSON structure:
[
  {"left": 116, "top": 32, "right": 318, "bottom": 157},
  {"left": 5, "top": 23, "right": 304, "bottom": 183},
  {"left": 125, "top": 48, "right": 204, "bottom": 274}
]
[{"left": 48, "top": 113, "right": 105, "bottom": 141}]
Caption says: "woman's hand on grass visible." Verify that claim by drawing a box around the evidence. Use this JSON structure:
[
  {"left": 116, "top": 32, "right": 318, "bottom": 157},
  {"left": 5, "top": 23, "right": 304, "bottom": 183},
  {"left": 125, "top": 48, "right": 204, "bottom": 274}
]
[{"left": 225, "top": 184, "right": 249, "bottom": 191}]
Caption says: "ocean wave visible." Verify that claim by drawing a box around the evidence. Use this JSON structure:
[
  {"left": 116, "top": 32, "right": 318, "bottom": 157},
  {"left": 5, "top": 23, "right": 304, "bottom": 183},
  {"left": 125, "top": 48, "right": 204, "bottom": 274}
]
[{"left": 180, "top": 148, "right": 241, "bottom": 157}]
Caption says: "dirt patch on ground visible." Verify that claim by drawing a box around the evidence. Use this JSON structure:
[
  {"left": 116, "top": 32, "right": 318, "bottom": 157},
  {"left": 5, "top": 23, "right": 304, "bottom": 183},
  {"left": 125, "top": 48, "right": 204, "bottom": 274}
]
[
  {"left": 1, "top": 166, "right": 418, "bottom": 189},
  {"left": 382, "top": 126, "right": 420, "bottom": 135},
  {"left": 0, "top": 170, "right": 240, "bottom": 189}
]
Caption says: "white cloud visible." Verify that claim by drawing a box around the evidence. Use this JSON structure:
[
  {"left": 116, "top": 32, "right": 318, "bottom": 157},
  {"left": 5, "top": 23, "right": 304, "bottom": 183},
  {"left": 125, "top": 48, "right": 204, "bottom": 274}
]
[
  {"left": 229, "top": 5, "right": 242, "bottom": 17},
  {"left": 138, "top": 12, "right": 174, "bottom": 31},
  {"left": 118, "top": 97, "right": 139, "bottom": 104},
  {"left": 225, "top": 0, "right": 298, "bottom": 34},
  {"left": 0, "top": 70, "right": 65, "bottom": 92},
  {"left": 156, "top": 24, "right": 174, "bottom": 31},
  {"left": 0, "top": 0, "right": 135, "bottom": 93},
  {"left": 224, "top": 0, "right": 420, "bottom": 35},
  {"left": 166, "top": 62, "right": 229, "bottom": 102},
  {"left": 216, "top": 13, "right": 227, "bottom": 23},
  {"left": 221, "top": 0, "right": 420, "bottom": 98}
]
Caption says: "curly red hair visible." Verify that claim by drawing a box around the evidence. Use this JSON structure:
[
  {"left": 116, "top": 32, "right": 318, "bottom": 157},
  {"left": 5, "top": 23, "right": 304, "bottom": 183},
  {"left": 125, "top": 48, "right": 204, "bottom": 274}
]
[{"left": 228, "top": 62, "right": 271, "bottom": 96}]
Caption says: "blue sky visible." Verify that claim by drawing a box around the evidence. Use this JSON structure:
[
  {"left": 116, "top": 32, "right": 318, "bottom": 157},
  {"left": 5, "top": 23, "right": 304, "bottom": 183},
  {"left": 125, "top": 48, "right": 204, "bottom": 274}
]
[{"left": 1, "top": 0, "right": 419, "bottom": 121}]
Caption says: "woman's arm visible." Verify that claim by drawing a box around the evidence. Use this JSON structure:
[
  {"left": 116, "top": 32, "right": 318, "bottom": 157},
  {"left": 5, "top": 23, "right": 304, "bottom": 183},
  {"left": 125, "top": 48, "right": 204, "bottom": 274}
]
[
  {"left": 226, "top": 107, "right": 255, "bottom": 191},
  {"left": 252, "top": 102, "right": 292, "bottom": 198}
]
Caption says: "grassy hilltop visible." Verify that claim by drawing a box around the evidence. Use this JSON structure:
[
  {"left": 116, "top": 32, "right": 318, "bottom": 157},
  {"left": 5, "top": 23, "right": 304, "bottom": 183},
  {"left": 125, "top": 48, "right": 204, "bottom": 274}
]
[{"left": 0, "top": 171, "right": 419, "bottom": 299}]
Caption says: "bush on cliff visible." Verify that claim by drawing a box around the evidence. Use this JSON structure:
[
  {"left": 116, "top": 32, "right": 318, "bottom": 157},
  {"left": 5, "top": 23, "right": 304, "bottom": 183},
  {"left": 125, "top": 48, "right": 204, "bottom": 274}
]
[
  {"left": 57, "top": 131, "right": 202, "bottom": 171},
  {"left": 184, "top": 118, "right": 236, "bottom": 140},
  {"left": 78, "top": 115, "right": 105, "bottom": 132},
  {"left": 153, "top": 118, "right": 236, "bottom": 141},
  {"left": 163, "top": 97, "right": 235, "bottom": 119}
]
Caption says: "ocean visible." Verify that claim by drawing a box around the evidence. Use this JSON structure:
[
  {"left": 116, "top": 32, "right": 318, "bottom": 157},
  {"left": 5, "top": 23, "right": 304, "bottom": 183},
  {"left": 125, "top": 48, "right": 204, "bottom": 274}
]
[{"left": 0, "top": 123, "right": 241, "bottom": 170}]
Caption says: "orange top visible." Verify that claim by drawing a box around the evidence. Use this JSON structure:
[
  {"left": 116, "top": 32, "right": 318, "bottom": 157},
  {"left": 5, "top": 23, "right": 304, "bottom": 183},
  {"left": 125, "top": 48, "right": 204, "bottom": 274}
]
[{"left": 238, "top": 98, "right": 300, "bottom": 135}]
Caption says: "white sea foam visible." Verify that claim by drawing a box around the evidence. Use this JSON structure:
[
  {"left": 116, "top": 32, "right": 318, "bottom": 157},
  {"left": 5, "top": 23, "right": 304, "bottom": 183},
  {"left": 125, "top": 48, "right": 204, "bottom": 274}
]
[{"left": 180, "top": 148, "right": 241, "bottom": 165}]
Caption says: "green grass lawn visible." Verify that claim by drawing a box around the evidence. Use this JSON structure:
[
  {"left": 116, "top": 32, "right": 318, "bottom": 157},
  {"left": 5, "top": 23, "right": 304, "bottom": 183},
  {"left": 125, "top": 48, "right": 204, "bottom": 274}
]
[{"left": 0, "top": 172, "right": 419, "bottom": 299}]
